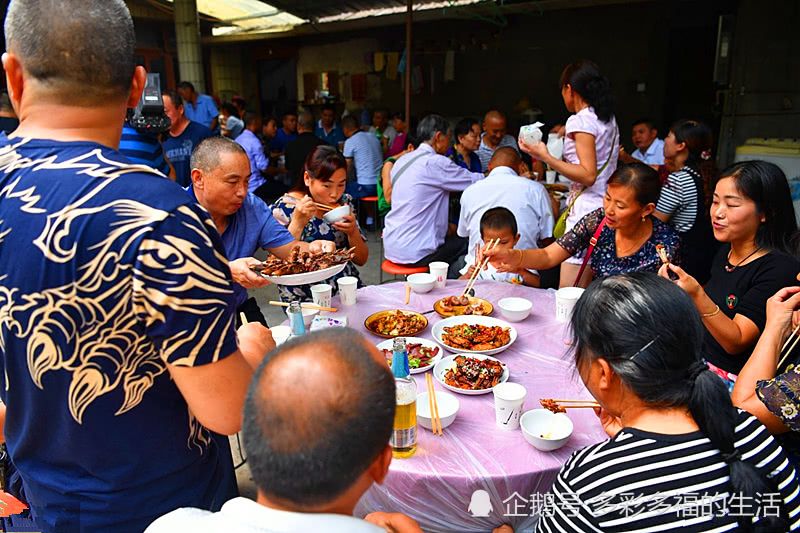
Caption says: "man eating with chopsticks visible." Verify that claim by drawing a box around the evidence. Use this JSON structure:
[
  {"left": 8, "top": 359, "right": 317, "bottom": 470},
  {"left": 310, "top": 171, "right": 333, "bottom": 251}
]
[{"left": 187, "top": 137, "right": 334, "bottom": 326}]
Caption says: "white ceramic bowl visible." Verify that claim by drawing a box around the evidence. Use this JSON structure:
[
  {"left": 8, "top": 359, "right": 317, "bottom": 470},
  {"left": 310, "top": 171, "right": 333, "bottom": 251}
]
[
  {"left": 416, "top": 391, "right": 460, "bottom": 430},
  {"left": 407, "top": 273, "right": 436, "bottom": 293},
  {"left": 520, "top": 409, "right": 573, "bottom": 451},
  {"left": 498, "top": 297, "right": 533, "bottom": 322},
  {"left": 285, "top": 307, "right": 319, "bottom": 328},
  {"left": 322, "top": 204, "right": 351, "bottom": 224}
]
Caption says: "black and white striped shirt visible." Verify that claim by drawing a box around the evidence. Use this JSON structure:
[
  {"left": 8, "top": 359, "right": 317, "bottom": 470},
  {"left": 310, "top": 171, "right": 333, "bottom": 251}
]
[
  {"left": 656, "top": 167, "right": 700, "bottom": 233},
  {"left": 536, "top": 411, "right": 800, "bottom": 532}
]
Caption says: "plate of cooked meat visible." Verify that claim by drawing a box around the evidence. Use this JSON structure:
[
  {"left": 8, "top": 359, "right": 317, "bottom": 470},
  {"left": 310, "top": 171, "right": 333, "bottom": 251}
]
[
  {"left": 432, "top": 315, "right": 516, "bottom": 355},
  {"left": 433, "top": 354, "right": 509, "bottom": 395},
  {"left": 433, "top": 294, "right": 493, "bottom": 317},
  {"left": 364, "top": 310, "right": 428, "bottom": 338},
  {"left": 252, "top": 246, "right": 353, "bottom": 285},
  {"left": 376, "top": 337, "right": 441, "bottom": 374}
]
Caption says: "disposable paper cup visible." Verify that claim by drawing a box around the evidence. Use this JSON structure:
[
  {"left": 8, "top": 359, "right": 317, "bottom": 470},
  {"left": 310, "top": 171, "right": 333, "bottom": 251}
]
[
  {"left": 545, "top": 170, "right": 557, "bottom": 184},
  {"left": 429, "top": 262, "right": 449, "bottom": 289},
  {"left": 555, "top": 287, "right": 585, "bottom": 322},
  {"left": 337, "top": 276, "right": 358, "bottom": 306},
  {"left": 311, "top": 284, "right": 332, "bottom": 309},
  {"left": 493, "top": 382, "right": 527, "bottom": 430}
]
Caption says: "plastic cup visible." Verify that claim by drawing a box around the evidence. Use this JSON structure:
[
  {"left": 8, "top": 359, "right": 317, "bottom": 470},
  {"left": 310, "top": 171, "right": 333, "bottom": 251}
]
[
  {"left": 546, "top": 170, "right": 557, "bottom": 184},
  {"left": 493, "top": 382, "right": 527, "bottom": 430},
  {"left": 311, "top": 284, "right": 332, "bottom": 309},
  {"left": 337, "top": 276, "right": 358, "bottom": 306},
  {"left": 429, "top": 262, "right": 449, "bottom": 289},
  {"left": 555, "top": 287, "right": 585, "bottom": 322}
]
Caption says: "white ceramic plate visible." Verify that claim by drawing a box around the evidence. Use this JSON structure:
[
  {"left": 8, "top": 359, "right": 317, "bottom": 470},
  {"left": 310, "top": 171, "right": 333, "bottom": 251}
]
[
  {"left": 259, "top": 263, "right": 347, "bottom": 286},
  {"left": 433, "top": 354, "right": 510, "bottom": 395},
  {"left": 432, "top": 315, "right": 517, "bottom": 355},
  {"left": 376, "top": 337, "right": 442, "bottom": 374}
]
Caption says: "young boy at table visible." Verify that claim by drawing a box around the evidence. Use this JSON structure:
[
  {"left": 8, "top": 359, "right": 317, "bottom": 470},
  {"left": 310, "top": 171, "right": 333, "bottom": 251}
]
[{"left": 460, "top": 207, "right": 540, "bottom": 287}]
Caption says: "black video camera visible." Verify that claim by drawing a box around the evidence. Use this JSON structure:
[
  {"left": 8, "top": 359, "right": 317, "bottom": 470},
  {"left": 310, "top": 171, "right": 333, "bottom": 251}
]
[{"left": 126, "top": 73, "right": 171, "bottom": 135}]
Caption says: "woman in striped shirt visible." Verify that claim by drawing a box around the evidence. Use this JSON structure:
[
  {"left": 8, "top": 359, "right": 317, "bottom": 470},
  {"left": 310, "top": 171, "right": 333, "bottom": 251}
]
[
  {"left": 653, "top": 119, "right": 718, "bottom": 284},
  {"left": 537, "top": 273, "right": 800, "bottom": 532}
]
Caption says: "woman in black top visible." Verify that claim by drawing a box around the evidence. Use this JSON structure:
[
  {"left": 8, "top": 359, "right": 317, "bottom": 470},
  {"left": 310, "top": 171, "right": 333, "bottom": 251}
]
[
  {"left": 536, "top": 273, "right": 800, "bottom": 532},
  {"left": 660, "top": 161, "right": 799, "bottom": 385}
]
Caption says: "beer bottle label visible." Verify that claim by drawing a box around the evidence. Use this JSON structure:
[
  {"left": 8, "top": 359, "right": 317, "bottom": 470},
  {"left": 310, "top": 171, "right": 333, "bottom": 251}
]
[{"left": 391, "top": 426, "right": 417, "bottom": 449}]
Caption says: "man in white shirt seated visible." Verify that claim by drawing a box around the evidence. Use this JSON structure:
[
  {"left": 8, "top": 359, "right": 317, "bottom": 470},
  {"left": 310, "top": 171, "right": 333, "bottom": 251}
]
[
  {"left": 620, "top": 118, "right": 664, "bottom": 167},
  {"left": 146, "top": 329, "right": 422, "bottom": 533},
  {"left": 457, "top": 147, "right": 554, "bottom": 277}
]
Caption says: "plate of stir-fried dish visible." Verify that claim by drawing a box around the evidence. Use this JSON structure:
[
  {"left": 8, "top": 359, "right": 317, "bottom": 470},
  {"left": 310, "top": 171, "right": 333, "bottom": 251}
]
[
  {"left": 251, "top": 246, "right": 353, "bottom": 285},
  {"left": 432, "top": 316, "right": 516, "bottom": 355},
  {"left": 433, "top": 354, "right": 509, "bottom": 395},
  {"left": 364, "top": 310, "right": 428, "bottom": 338}
]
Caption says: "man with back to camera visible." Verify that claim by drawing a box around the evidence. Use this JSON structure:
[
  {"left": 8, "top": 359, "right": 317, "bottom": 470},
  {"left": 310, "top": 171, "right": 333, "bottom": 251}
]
[
  {"left": 162, "top": 89, "right": 214, "bottom": 187},
  {"left": 0, "top": 1, "right": 276, "bottom": 531},
  {"left": 188, "top": 136, "right": 335, "bottom": 326},
  {"left": 383, "top": 114, "right": 485, "bottom": 277},
  {"left": 177, "top": 80, "right": 219, "bottom": 132},
  {"left": 619, "top": 118, "right": 664, "bottom": 167},
  {"left": 146, "top": 328, "right": 423, "bottom": 533}
]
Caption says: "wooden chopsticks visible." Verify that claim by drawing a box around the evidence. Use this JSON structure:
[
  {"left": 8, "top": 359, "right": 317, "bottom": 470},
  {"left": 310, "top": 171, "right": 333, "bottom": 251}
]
[
  {"left": 268, "top": 300, "right": 338, "bottom": 313},
  {"left": 239, "top": 312, "right": 249, "bottom": 325},
  {"left": 426, "top": 373, "right": 443, "bottom": 436},
  {"left": 462, "top": 238, "right": 500, "bottom": 296},
  {"left": 541, "top": 398, "right": 601, "bottom": 411},
  {"left": 314, "top": 202, "right": 334, "bottom": 212},
  {"left": 778, "top": 323, "right": 800, "bottom": 369}
]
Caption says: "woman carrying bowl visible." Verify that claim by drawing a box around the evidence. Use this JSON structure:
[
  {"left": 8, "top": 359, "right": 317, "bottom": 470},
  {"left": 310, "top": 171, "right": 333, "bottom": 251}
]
[
  {"left": 518, "top": 59, "right": 619, "bottom": 288},
  {"left": 271, "top": 145, "right": 368, "bottom": 301},
  {"left": 484, "top": 163, "right": 680, "bottom": 285},
  {"left": 659, "top": 160, "right": 799, "bottom": 389},
  {"left": 535, "top": 273, "right": 800, "bottom": 532}
]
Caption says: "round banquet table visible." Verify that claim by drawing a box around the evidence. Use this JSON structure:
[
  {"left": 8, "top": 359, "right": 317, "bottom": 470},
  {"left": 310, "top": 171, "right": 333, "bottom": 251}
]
[{"left": 321, "top": 280, "right": 607, "bottom": 532}]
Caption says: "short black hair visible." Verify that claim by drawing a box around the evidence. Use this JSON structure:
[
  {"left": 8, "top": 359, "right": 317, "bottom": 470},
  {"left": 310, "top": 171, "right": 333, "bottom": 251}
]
[
  {"left": 321, "top": 103, "right": 336, "bottom": 113},
  {"left": 282, "top": 110, "right": 298, "bottom": 119},
  {"left": 190, "top": 136, "right": 247, "bottom": 173},
  {"left": 608, "top": 162, "right": 661, "bottom": 206},
  {"left": 632, "top": 118, "right": 657, "bottom": 130},
  {"left": 480, "top": 207, "right": 518, "bottom": 237},
  {"left": 5, "top": 0, "right": 136, "bottom": 103},
  {"left": 177, "top": 81, "right": 196, "bottom": 92},
  {"left": 341, "top": 115, "right": 359, "bottom": 130},
  {"left": 162, "top": 90, "right": 183, "bottom": 108},
  {"left": 243, "top": 329, "right": 395, "bottom": 507}
]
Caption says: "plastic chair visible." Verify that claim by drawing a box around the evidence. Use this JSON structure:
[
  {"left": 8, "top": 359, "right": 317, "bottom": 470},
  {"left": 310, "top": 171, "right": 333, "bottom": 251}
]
[{"left": 380, "top": 259, "right": 427, "bottom": 284}]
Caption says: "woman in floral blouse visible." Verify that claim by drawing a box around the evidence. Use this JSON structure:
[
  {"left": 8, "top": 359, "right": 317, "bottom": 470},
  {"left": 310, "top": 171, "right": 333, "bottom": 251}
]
[
  {"left": 271, "top": 145, "right": 368, "bottom": 301},
  {"left": 733, "top": 280, "right": 800, "bottom": 463},
  {"left": 484, "top": 162, "right": 680, "bottom": 286}
]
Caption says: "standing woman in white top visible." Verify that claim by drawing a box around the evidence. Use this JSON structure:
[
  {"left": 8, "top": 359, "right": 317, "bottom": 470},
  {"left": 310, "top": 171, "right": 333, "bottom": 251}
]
[{"left": 519, "top": 60, "right": 619, "bottom": 287}]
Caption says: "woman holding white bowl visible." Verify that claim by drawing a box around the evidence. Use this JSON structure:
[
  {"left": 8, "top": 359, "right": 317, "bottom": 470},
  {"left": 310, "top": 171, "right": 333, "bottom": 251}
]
[{"left": 271, "top": 145, "right": 368, "bottom": 301}]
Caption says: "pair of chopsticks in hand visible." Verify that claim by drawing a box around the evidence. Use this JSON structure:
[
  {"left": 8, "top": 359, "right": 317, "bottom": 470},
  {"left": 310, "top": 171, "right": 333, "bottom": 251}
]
[
  {"left": 778, "top": 324, "right": 800, "bottom": 369},
  {"left": 542, "top": 398, "right": 601, "bottom": 411},
  {"left": 462, "top": 238, "right": 500, "bottom": 297},
  {"left": 283, "top": 196, "right": 336, "bottom": 212},
  {"left": 268, "top": 301, "right": 338, "bottom": 313},
  {"left": 426, "top": 373, "right": 443, "bottom": 436}
]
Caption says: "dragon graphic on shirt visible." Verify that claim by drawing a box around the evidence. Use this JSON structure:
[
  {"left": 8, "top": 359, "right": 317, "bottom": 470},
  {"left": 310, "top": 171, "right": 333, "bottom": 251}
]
[{"left": 0, "top": 139, "right": 234, "bottom": 450}]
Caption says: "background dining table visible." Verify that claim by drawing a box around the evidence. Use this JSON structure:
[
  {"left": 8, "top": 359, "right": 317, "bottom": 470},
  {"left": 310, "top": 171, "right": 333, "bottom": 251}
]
[{"left": 316, "top": 279, "right": 607, "bottom": 532}]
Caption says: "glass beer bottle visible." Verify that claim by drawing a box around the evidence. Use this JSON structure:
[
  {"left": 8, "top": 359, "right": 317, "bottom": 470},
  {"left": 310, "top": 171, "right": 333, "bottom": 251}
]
[{"left": 390, "top": 337, "right": 417, "bottom": 458}]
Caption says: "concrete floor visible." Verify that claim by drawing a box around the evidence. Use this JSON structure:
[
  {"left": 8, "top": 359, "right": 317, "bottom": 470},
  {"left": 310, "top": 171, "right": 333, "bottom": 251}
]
[{"left": 231, "top": 226, "right": 386, "bottom": 499}]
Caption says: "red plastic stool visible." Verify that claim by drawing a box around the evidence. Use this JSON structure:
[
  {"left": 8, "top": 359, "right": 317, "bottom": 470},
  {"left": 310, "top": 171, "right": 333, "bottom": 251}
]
[
  {"left": 359, "top": 195, "right": 379, "bottom": 238},
  {"left": 380, "top": 259, "right": 427, "bottom": 284}
]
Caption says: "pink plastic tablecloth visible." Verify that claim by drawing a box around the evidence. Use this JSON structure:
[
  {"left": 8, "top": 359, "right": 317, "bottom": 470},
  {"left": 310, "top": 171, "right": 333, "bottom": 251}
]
[{"left": 324, "top": 280, "right": 606, "bottom": 532}]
